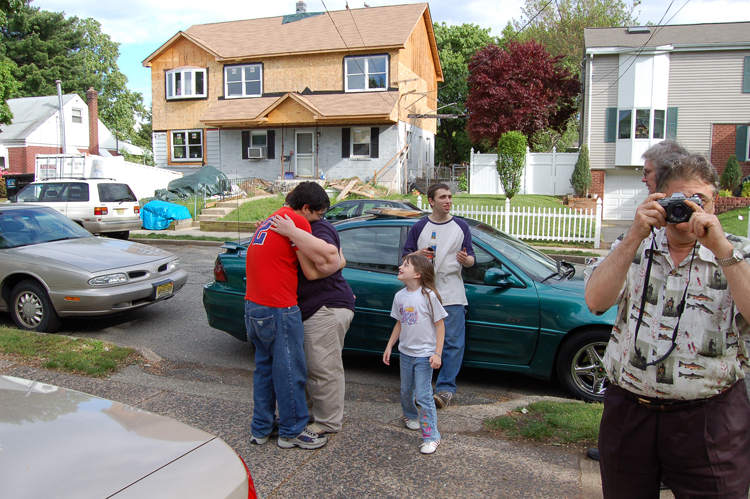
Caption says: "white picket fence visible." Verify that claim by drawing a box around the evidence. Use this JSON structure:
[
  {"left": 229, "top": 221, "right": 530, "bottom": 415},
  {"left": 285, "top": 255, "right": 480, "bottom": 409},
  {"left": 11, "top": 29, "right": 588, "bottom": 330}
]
[{"left": 417, "top": 197, "right": 603, "bottom": 248}]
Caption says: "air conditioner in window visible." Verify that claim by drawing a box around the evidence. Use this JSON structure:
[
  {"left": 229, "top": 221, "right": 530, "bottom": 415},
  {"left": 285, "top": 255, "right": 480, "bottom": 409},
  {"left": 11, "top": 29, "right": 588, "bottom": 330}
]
[{"left": 248, "top": 147, "right": 267, "bottom": 159}]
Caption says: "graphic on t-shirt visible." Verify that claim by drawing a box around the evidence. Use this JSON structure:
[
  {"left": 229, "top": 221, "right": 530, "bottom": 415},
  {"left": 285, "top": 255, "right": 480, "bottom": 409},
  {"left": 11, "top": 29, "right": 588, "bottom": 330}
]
[
  {"left": 399, "top": 304, "right": 418, "bottom": 325},
  {"left": 251, "top": 219, "right": 273, "bottom": 246}
]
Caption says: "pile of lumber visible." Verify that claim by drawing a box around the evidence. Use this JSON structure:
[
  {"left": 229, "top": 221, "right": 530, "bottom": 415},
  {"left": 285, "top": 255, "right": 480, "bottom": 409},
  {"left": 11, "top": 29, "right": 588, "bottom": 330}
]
[{"left": 328, "top": 178, "right": 380, "bottom": 200}]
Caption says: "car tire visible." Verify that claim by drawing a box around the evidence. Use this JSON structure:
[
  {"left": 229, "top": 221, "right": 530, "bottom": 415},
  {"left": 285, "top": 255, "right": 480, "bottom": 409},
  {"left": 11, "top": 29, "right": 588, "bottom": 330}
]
[
  {"left": 108, "top": 231, "right": 130, "bottom": 240},
  {"left": 10, "top": 280, "right": 61, "bottom": 333},
  {"left": 556, "top": 329, "right": 610, "bottom": 403}
]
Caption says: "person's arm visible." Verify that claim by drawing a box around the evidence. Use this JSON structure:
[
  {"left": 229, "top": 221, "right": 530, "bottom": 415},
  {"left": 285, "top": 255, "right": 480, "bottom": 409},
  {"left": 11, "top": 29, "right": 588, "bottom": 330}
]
[
  {"left": 585, "top": 193, "right": 667, "bottom": 313},
  {"left": 430, "top": 319, "right": 444, "bottom": 369},
  {"left": 457, "top": 222, "right": 475, "bottom": 267},
  {"left": 457, "top": 247, "right": 474, "bottom": 268},
  {"left": 383, "top": 321, "right": 401, "bottom": 366},
  {"left": 270, "top": 214, "right": 340, "bottom": 274}
]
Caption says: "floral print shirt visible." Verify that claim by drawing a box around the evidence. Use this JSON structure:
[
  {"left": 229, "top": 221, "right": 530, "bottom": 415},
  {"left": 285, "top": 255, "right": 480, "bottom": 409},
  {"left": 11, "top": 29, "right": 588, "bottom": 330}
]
[{"left": 585, "top": 229, "right": 750, "bottom": 400}]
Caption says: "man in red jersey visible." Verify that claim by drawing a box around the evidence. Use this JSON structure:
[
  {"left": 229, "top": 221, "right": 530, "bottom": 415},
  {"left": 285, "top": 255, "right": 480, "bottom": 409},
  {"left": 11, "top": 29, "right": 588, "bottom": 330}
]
[{"left": 245, "top": 182, "right": 339, "bottom": 450}]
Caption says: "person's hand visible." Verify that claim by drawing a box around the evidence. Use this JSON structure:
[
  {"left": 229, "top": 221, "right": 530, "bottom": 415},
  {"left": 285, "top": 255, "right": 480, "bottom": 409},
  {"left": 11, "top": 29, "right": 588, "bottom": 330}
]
[
  {"left": 254, "top": 220, "right": 262, "bottom": 230},
  {"left": 383, "top": 346, "right": 392, "bottom": 366},
  {"left": 677, "top": 200, "right": 733, "bottom": 257},
  {"left": 630, "top": 193, "right": 668, "bottom": 241},
  {"left": 269, "top": 214, "right": 297, "bottom": 237},
  {"left": 457, "top": 247, "right": 469, "bottom": 264},
  {"left": 411, "top": 247, "right": 435, "bottom": 260},
  {"left": 429, "top": 354, "right": 442, "bottom": 369}
]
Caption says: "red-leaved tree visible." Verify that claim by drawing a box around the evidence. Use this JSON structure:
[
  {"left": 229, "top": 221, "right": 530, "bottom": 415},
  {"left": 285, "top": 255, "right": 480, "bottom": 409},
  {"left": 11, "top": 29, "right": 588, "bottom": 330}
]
[{"left": 466, "top": 40, "right": 579, "bottom": 149}]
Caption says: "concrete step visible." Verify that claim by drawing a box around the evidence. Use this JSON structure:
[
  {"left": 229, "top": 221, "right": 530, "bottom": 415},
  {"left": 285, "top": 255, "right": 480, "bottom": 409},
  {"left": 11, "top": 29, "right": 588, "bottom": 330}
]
[
  {"left": 196, "top": 214, "right": 221, "bottom": 222},
  {"left": 200, "top": 207, "right": 234, "bottom": 216}
]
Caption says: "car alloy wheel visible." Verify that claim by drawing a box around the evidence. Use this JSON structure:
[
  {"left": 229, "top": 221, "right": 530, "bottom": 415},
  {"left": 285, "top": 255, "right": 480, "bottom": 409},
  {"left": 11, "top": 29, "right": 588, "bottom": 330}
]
[
  {"left": 10, "top": 280, "right": 61, "bottom": 333},
  {"left": 556, "top": 329, "right": 610, "bottom": 402}
]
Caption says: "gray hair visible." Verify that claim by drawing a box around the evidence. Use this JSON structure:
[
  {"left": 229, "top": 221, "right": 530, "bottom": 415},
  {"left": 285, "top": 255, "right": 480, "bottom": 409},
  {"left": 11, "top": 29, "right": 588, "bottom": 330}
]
[
  {"left": 642, "top": 140, "right": 689, "bottom": 170},
  {"left": 655, "top": 152, "right": 720, "bottom": 196}
]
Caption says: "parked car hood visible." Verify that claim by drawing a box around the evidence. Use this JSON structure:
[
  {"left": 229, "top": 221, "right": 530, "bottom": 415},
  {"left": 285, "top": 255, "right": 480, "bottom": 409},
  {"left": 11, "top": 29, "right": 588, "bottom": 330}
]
[
  {"left": 545, "top": 263, "right": 587, "bottom": 294},
  {"left": 14, "top": 237, "right": 174, "bottom": 272},
  {"left": 0, "top": 375, "right": 218, "bottom": 498}
]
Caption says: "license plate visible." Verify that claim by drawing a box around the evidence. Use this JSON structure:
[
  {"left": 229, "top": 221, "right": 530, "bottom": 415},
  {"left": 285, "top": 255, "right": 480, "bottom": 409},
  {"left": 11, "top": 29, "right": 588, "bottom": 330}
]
[
  {"left": 153, "top": 281, "right": 173, "bottom": 300},
  {"left": 115, "top": 208, "right": 125, "bottom": 215}
]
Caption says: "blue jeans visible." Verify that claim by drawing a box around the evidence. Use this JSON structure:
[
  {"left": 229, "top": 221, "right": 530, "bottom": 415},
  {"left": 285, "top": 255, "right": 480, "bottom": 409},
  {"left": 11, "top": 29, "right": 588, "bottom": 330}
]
[
  {"left": 434, "top": 305, "right": 466, "bottom": 395},
  {"left": 400, "top": 353, "right": 440, "bottom": 443},
  {"left": 245, "top": 300, "right": 308, "bottom": 438}
]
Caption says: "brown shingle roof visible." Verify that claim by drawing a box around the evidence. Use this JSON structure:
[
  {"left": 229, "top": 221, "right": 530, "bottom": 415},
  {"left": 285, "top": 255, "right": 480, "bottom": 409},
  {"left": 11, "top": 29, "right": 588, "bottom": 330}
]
[
  {"left": 146, "top": 3, "right": 430, "bottom": 61},
  {"left": 200, "top": 91, "right": 398, "bottom": 126},
  {"left": 585, "top": 22, "right": 750, "bottom": 50}
]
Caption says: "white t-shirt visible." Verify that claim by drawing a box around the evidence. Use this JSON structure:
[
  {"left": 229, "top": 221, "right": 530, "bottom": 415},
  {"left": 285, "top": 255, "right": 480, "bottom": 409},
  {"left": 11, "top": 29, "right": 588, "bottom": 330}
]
[{"left": 390, "top": 286, "right": 448, "bottom": 358}]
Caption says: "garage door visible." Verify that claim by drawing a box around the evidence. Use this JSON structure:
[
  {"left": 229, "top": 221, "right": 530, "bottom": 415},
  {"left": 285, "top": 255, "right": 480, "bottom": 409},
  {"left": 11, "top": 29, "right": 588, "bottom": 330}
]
[{"left": 604, "top": 170, "right": 648, "bottom": 220}]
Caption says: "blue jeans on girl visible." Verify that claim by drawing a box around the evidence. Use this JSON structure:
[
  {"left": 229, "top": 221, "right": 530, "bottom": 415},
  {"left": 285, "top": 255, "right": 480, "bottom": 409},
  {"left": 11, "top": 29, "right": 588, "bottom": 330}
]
[{"left": 400, "top": 353, "right": 440, "bottom": 443}]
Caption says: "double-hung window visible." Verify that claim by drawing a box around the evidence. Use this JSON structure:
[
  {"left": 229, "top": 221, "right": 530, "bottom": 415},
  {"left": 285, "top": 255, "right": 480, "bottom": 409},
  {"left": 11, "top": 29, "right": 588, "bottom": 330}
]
[
  {"left": 166, "top": 68, "right": 207, "bottom": 99},
  {"left": 224, "top": 64, "right": 262, "bottom": 98},
  {"left": 71, "top": 108, "right": 82, "bottom": 124},
  {"left": 352, "top": 129, "right": 371, "bottom": 156},
  {"left": 171, "top": 130, "right": 203, "bottom": 161},
  {"left": 345, "top": 55, "right": 388, "bottom": 92}
]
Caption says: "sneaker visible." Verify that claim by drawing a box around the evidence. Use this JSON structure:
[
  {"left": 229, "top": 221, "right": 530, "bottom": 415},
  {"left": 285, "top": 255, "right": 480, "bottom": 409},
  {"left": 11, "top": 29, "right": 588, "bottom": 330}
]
[
  {"left": 277, "top": 427, "right": 328, "bottom": 449},
  {"left": 420, "top": 440, "right": 440, "bottom": 455},
  {"left": 405, "top": 419, "right": 420, "bottom": 430},
  {"left": 250, "top": 425, "right": 279, "bottom": 445},
  {"left": 433, "top": 391, "right": 453, "bottom": 409}
]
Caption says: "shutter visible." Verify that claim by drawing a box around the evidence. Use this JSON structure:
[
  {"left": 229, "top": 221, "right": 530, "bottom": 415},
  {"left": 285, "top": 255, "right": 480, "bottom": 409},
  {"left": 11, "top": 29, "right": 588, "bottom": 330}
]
[
  {"left": 267, "top": 130, "right": 275, "bottom": 159},
  {"left": 736, "top": 126, "right": 748, "bottom": 162},
  {"left": 342, "top": 128, "right": 350, "bottom": 158},
  {"left": 605, "top": 108, "right": 617, "bottom": 142},
  {"left": 666, "top": 107, "right": 678, "bottom": 140},
  {"left": 241, "top": 131, "right": 250, "bottom": 160},
  {"left": 370, "top": 127, "right": 379, "bottom": 158},
  {"left": 744, "top": 56, "right": 750, "bottom": 94}
]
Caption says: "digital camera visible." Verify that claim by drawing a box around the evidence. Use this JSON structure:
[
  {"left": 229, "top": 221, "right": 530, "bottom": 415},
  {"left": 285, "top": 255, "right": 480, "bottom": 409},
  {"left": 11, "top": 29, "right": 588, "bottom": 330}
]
[{"left": 656, "top": 192, "right": 703, "bottom": 224}]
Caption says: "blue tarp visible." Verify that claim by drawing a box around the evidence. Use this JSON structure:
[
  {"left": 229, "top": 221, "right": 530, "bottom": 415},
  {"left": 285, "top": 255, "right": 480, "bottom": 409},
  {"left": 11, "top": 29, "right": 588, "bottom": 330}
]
[{"left": 140, "top": 200, "right": 191, "bottom": 230}]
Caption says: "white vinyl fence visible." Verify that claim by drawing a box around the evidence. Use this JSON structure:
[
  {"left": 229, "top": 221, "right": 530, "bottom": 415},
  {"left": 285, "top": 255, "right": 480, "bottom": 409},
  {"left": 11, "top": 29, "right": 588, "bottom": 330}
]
[
  {"left": 470, "top": 147, "right": 579, "bottom": 196},
  {"left": 417, "top": 197, "right": 603, "bottom": 248}
]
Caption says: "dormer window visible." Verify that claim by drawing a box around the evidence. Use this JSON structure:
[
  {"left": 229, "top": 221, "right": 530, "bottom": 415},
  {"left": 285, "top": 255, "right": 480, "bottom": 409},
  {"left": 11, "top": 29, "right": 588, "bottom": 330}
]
[
  {"left": 345, "top": 55, "right": 388, "bottom": 92},
  {"left": 224, "top": 64, "right": 262, "bottom": 98},
  {"left": 166, "top": 68, "right": 207, "bottom": 99}
]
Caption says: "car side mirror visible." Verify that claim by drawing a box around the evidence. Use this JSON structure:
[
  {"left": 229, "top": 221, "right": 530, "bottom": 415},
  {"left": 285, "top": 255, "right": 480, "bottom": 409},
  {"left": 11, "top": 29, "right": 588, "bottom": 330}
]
[{"left": 484, "top": 267, "right": 517, "bottom": 287}]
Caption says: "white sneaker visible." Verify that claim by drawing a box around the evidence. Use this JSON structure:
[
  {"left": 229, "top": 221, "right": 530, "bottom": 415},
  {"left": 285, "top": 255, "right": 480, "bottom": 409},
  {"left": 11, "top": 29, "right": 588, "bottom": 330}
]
[
  {"left": 405, "top": 419, "right": 420, "bottom": 430},
  {"left": 420, "top": 440, "right": 440, "bottom": 454}
]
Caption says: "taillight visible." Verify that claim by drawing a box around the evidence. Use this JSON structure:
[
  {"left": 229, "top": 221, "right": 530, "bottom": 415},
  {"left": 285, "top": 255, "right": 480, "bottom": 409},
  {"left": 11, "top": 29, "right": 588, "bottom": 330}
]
[
  {"left": 94, "top": 207, "right": 108, "bottom": 216},
  {"left": 239, "top": 455, "right": 257, "bottom": 499},
  {"left": 134, "top": 206, "right": 140, "bottom": 215},
  {"left": 213, "top": 258, "right": 228, "bottom": 282}
]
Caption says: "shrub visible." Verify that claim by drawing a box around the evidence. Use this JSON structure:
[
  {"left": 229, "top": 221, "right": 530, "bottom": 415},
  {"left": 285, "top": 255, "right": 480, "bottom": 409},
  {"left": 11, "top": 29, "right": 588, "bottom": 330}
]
[
  {"left": 721, "top": 155, "right": 742, "bottom": 192},
  {"left": 458, "top": 171, "right": 468, "bottom": 192},
  {"left": 742, "top": 182, "right": 750, "bottom": 198},
  {"left": 570, "top": 144, "right": 591, "bottom": 197},
  {"left": 718, "top": 189, "right": 733, "bottom": 198},
  {"left": 496, "top": 131, "right": 527, "bottom": 200}
]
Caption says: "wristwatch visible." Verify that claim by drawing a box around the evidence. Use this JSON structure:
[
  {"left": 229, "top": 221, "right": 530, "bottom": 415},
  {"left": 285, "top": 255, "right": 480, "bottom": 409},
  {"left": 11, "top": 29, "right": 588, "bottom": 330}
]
[{"left": 716, "top": 248, "right": 745, "bottom": 267}]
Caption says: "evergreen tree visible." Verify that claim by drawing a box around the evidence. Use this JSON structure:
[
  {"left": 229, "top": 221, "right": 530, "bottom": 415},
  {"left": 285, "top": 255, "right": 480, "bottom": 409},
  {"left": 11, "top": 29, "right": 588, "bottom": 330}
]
[
  {"left": 571, "top": 144, "right": 591, "bottom": 196},
  {"left": 721, "top": 154, "right": 741, "bottom": 193},
  {"left": 496, "top": 131, "right": 527, "bottom": 199}
]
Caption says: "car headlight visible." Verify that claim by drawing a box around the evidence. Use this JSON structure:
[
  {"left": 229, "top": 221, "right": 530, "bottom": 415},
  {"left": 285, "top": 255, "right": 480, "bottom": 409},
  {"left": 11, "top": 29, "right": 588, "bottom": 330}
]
[
  {"left": 168, "top": 259, "right": 180, "bottom": 271},
  {"left": 88, "top": 273, "right": 128, "bottom": 286}
]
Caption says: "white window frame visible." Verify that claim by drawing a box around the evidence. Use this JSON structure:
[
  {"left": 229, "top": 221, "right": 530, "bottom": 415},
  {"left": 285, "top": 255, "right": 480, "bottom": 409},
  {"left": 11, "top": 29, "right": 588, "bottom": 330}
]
[
  {"left": 618, "top": 108, "right": 667, "bottom": 140},
  {"left": 71, "top": 108, "right": 82, "bottom": 124},
  {"left": 251, "top": 131, "right": 267, "bottom": 147},
  {"left": 166, "top": 68, "right": 207, "bottom": 100},
  {"left": 351, "top": 128, "right": 371, "bottom": 157},
  {"left": 171, "top": 129, "right": 203, "bottom": 162},
  {"left": 344, "top": 55, "right": 388, "bottom": 92},
  {"left": 224, "top": 64, "right": 262, "bottom": 98}
]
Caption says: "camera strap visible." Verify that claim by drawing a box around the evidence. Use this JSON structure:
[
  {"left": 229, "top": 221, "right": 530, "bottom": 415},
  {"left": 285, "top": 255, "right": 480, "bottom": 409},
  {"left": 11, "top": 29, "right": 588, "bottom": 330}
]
[{"left": 632, "top": 232, "right": 697, "bottom": 367}]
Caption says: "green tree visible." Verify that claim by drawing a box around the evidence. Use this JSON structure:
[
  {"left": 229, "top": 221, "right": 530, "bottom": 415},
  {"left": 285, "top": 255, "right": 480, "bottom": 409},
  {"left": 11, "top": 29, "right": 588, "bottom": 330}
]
[
  {"left": 721, "top": 154, "right": 742, "bottom": 193},
  {"left": 0, "top": 58, "right": 17, "bottom": 125},
  {"left": 0, "top": 2, "right": 144, "bottom": 141},
  {"left": 513, "top": 0, "right": 641, "bottom": 74},
  {"left": 570, "top": 143, "right": 591, "bottom": 196},
  {"left": 496, "top": 131, "right": 527, "bottom": 199},
  {"left": 433, "top": 22, "right": 497, "bottom": 165}
]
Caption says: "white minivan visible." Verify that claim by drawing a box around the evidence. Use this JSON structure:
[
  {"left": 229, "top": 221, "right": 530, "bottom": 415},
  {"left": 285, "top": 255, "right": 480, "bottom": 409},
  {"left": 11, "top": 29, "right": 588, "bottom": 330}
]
[{"left": 11, "top": 178, "right": 142, "bottom": 239}]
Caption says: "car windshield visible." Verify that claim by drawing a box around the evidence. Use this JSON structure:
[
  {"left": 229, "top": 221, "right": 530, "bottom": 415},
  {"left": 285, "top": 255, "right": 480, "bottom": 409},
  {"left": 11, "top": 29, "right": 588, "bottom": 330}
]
[
  {"left": 0, "top": 207, "right": 92, "bottom": 248},
  {"left": 467, "top": 220, "right": 559, "bottom": 280}
]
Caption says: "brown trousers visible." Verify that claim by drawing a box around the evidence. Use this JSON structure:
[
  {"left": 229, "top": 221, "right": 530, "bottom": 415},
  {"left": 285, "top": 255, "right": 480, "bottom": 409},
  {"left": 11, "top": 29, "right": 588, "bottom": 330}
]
[{"left": 599, "top": 381, "right": 750, "bottom": 499}]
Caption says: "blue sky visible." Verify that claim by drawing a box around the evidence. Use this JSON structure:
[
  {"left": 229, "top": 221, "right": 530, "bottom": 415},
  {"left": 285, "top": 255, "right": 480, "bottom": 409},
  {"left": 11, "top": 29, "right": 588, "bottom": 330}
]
[{"left": 30, "top": 0, "right": 750, "bottom": 107}]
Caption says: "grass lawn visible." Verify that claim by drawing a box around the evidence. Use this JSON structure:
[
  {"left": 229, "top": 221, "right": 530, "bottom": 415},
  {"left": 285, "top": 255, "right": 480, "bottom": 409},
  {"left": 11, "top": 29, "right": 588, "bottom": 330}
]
[
  {"left": 486, "top": 401, "right": 603, "bottom": 446},
  {"left": 0, "top": 327, "right": 137, "bottom": 377},
  {"left": 718, "top": 207, "right": 750, "bottom": 237}
]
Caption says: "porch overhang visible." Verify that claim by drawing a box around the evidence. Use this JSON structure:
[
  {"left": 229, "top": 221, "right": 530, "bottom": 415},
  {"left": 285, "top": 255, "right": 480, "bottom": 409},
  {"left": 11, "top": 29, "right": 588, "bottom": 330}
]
[{"left": 200, "top": 91, "right": 398, "bottom": 128}]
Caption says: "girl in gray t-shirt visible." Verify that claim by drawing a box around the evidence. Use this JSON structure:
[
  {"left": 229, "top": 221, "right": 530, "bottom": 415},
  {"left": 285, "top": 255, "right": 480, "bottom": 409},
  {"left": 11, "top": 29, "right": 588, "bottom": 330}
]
[{"left": 383, "top": 255, "right": 447, "bottom": 455}]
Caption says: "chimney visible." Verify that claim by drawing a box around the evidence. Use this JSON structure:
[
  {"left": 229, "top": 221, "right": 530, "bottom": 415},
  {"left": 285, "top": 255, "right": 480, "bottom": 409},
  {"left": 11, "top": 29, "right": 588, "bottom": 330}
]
[
  {"left": 296, "top": 1, "right": 306, "bottom": 13},
  {"left": 86, "top": 87, "right": 99, "bottom": 156}
]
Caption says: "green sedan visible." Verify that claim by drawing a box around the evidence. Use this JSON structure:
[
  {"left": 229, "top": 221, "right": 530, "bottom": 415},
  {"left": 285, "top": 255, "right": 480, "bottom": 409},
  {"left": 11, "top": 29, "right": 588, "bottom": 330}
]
[{"left": 202, "top": 213, "right": 616, "bottom": 402}]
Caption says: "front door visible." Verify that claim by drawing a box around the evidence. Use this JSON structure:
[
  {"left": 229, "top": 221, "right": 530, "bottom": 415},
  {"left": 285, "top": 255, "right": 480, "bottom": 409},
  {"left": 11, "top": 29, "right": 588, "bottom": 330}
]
[{"left": 295, "top": 132, "right": 314, "bottom": 178}]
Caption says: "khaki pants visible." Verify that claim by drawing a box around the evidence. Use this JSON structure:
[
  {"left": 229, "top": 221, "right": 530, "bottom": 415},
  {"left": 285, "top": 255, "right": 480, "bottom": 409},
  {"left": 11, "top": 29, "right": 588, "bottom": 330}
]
[{"left": 303, "top": 306, "right": 354, "bottom": 433}]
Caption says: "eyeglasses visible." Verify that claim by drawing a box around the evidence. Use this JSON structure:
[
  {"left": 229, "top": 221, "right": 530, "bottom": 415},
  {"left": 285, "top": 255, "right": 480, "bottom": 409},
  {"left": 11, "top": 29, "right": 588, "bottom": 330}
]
[{"left": 642, "top": 169, "right": 654, "bottom": 178}]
